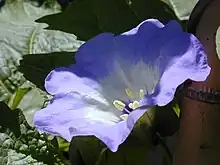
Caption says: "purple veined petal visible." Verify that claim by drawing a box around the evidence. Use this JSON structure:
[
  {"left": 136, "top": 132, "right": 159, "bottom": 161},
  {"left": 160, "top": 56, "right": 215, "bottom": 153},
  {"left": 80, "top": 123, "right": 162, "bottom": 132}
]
[
  {"left": 149, "top": 34, "right": 210, "bottom": 106},
  {"left": 75, "top": 33, "right": 114, "bottom": 65},
  {"left": 45, "top": 64, "right": 100, "bottom": 95},
  {"left": 34, "top": 92, "right": 148, "bottom": 152},
  {"left": 34, "top": 92, "right": 120, "bottom": 140},
  {"left": 103, "top": 21, "right": 183, "bottom": 93},
  {"left": 69, "top": 108, "right": 147, "bottom": 152},
  {"left": 68, "top": 19, "right": 184, "bottom": 102},
  {"left": 122, "top": 19, "right": 164, "bottom": 36},
  {"left": 113, "top": 19, "right": 165, "bottom": 63},
  {"left": 74, "top": 33, "right": 115, "bottom": 78},
  {"left": 44, "top": 64, "right": 129, "bottom": 104},
  {"left": 69, "top": 19, "right": 191, "bottom": 102},
  {"left": 127, "top": 19, "right": 210, "bottom": 107},
  {"left": 138, "top": 20, "right": 183, "bottom": 63},
  {"left": 74, "top": 19, "right": 168, "bottom": 78}
]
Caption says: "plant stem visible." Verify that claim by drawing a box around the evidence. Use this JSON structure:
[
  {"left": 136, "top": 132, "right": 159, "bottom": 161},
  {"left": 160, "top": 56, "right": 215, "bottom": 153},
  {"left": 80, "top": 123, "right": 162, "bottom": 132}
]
[
  {"left": 156, "top": 132, "right": 172, "bottom": 165},
  {"left": 94, "top": 147, "right": 108, "bottom": 165}
]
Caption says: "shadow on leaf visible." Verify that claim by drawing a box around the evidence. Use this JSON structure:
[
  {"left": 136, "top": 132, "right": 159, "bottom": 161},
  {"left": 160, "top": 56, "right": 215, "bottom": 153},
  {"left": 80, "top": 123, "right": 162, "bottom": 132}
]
[
  {"left": 0, "top": 102, "right": 21, "bottom": 137},
  {"left": 18, "top": 52, "right": 74, "bottom": 90},
  {"left": 36, "top": 0, "right": 178, "bottom": 41}
]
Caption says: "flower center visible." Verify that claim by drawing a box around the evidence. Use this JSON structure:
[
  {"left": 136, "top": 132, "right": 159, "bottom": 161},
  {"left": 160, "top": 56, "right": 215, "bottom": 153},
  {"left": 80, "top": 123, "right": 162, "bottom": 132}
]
[{"left": 113, "top": 88, "right": 145, "bottom": 120}]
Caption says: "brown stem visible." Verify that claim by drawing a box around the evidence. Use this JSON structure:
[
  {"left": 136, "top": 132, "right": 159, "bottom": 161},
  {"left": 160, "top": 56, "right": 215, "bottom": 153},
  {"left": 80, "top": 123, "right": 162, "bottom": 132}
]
[{"left": 173, "top": 0, "right": 220, "bottom": 165}]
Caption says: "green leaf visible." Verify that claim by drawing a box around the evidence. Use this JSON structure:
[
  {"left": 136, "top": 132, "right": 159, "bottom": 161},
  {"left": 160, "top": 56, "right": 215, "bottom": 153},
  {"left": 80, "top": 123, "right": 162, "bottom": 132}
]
[
  {"left": 8, "top": 82, "right": 50, "bottom": 126},
  {"left": 0, "top": 0, "right": 60, "bottom": 25},
  {"left": 0, "top": 102, "right": 70, "bottom": 165},
  {"left": 57, "top": 137, "right": 70, "bottom": 152},
  {"left": 162, "top": 0, "right": 198, "bottom": 20},
  {"left": 0, "top": 0, "right": 83, "bottom": 57},
  {"left": 6, "top": 150, "right": 45, "bottom": 165},
  {"left": 216, "top": 25, "right": 220, "bottom": 59},
  {"left": 69, "top": 136, "right": 105, "bottom": 165},
  {"left": 10, "top": 87, "right": 31, "bottom": 110},
  {"left": 37, "top": 0, "right": 178, "bottom": 40},
  {"left": 173, "top": 104, "right": 180, "bottom": 118},
  {"left": 0, "top": 0, "right": 83, "bottom": 125}
]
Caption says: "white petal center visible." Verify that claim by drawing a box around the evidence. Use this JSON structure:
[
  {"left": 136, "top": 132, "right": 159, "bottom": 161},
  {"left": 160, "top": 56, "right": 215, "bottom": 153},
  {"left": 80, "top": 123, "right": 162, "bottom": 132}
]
[{"left": 95, "top": 57, "right": 161, "bottom": 120}]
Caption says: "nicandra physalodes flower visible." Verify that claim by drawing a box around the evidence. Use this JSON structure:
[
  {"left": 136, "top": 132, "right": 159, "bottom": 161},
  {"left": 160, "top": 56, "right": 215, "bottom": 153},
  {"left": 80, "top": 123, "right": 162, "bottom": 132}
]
[{"left": 33, "top": 19, "right": 210, "bottom": 152}]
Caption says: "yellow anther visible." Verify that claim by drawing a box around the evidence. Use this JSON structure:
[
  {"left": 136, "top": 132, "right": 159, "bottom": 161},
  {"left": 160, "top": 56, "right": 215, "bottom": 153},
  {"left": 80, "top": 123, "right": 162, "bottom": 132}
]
[
  {"left": 120, "top": 114, "right": 129, "bottom": 120},
  {"left": 132, "top": 101, "right": 139, "bottom": 109},
  {"left": 139, "top": 89, "right": 145, "bottom": 98},
  {"left": 125, "top": 88, "right": 134, "bottom": 99},
  {"left": 113, "top": 100, "right": 125, "bottom": 111}
]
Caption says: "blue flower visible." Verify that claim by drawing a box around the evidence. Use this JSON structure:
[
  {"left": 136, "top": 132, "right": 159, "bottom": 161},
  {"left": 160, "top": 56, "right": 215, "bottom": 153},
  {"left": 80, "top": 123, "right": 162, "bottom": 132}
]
[{"left": 33, "top": 19, "right": 210, "bottom": 152}]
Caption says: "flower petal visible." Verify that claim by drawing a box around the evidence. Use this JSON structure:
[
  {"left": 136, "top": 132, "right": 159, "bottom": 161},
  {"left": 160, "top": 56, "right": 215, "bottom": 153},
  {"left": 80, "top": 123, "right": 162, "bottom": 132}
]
[
  {"left": 154, "top": 34, "right": 210, "bottom": 106},
  {"left": 45, "top": 64, "right": 100, "bottom": 94},
  {"left": 122, "top": 19, "right": 164, "bottom": 36},
  {"left": 70, "top": 19, "right": 176, "bottom": 100},
  {"left": 36, "top": 18, "right": 210, "bottom": 153},
  {"left": 75, "top": 33, "right": 115, "bottom": 78},
  {"left": 72, "top": 20, "right": 193, "bottom": 101},
  {"left": 74, "top": 19, "right": 166, "bottom": 78},
  {"left": 45, "top": 64, "right": 127, "bottom": 104},
  {"left": 139, "top": 20, "right": 183, "bottom": 63},
  {"left": 34, "top": 93, "right": 120, "bottom": 139},
  {"left": 69, "top": 109, "right": 147, "bottom": 152},
  {"left": 34, "top": 93, "right": 147, "bottom": 152}
]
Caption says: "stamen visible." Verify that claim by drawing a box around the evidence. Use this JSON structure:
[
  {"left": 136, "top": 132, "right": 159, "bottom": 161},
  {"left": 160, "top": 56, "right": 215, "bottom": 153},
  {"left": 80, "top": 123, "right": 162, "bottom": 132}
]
[
  {"left": 113, "top": 88, "right": 141, "bottom": 116},
  {"left": 139, "top": 89, "right": 145, "bottom": 98},
  {"left": 113, "top": 100, "right": 125, "bottom": 111},
  {"left": 132, "top": 101, "right": 139, "bottom": 109},
  {"left": 120, "top": 114, "right": 128, "bottom": 120},
  {"left": 125, "top": 88, "right": 134, "bottom": 99}
]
